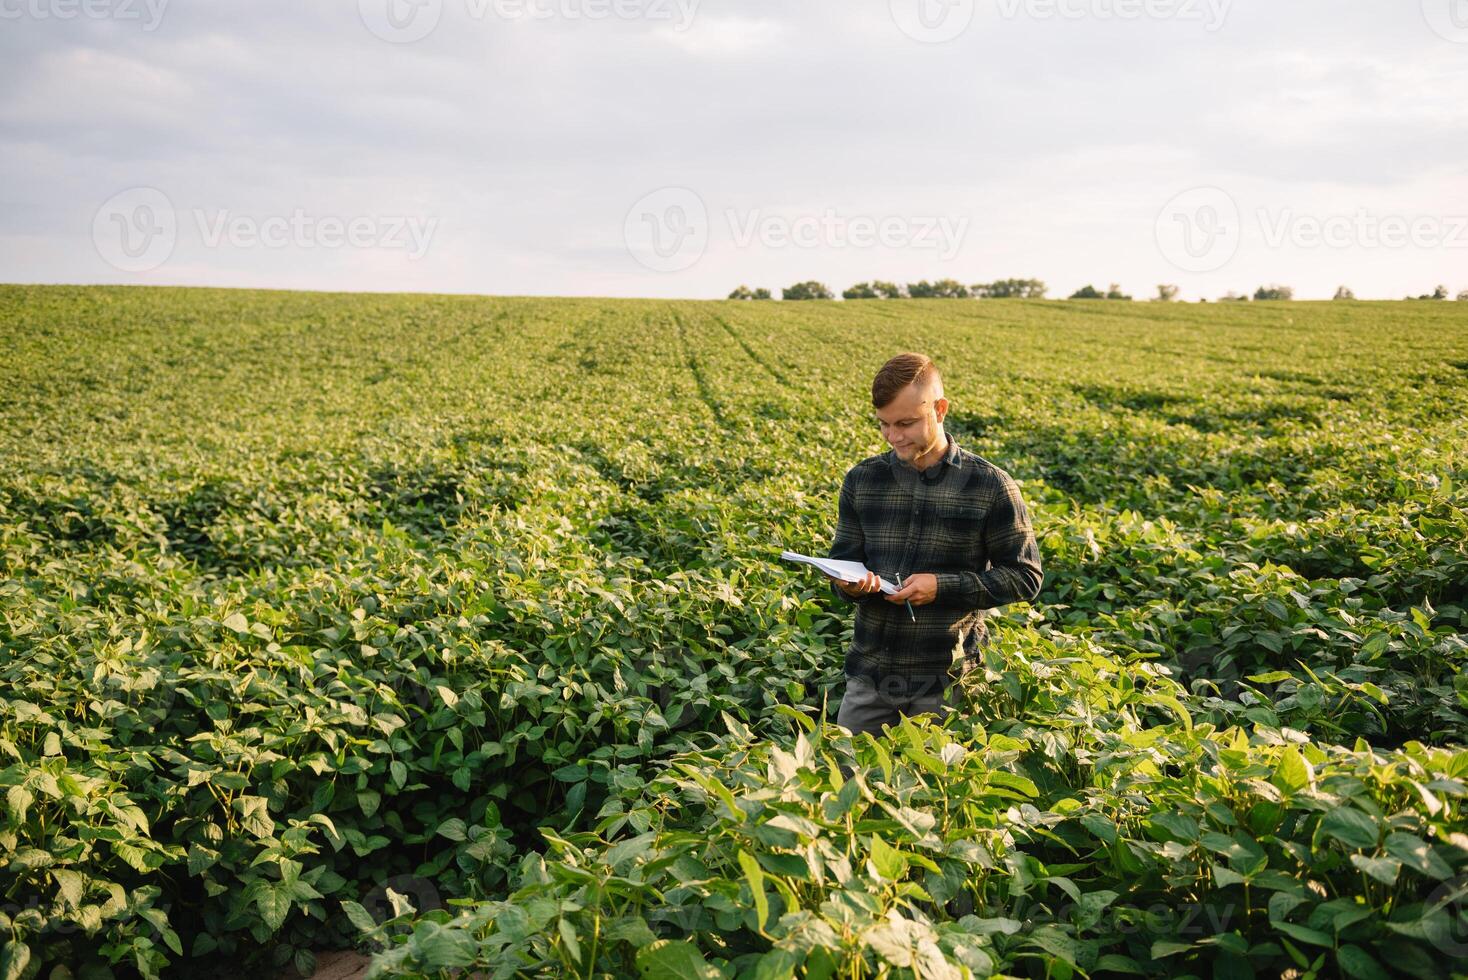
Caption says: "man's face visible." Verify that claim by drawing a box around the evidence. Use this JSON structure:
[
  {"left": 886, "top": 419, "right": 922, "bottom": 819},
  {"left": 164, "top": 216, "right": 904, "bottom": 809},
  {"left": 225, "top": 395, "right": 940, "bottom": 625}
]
[{"left": 874, "top": 382, "right": 947, "bottom": 463}]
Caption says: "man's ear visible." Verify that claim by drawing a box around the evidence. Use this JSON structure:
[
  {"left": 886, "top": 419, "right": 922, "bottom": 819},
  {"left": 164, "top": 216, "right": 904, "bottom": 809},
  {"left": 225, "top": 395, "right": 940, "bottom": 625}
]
[{"left": 934, "top": 397, "right": 949, "bottom": 423}]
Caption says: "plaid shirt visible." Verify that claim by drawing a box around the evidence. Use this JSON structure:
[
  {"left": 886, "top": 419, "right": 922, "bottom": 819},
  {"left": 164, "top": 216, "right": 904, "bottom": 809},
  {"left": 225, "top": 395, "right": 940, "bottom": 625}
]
[{"left": 829, "top": 433, "right": 1043, "bottom": 691}]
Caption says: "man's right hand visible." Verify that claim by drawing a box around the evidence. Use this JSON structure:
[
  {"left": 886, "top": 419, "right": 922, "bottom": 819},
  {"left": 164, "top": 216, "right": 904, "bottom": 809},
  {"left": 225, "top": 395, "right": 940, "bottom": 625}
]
[{"left": 827, "top": 571, "right": 882, "bottom": 598}]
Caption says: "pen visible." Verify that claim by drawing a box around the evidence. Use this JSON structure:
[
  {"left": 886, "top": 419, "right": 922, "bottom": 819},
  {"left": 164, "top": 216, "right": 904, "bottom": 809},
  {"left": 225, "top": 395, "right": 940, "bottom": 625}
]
[{"left": 896, "top": 573, "right": 916, "bottom": 622}]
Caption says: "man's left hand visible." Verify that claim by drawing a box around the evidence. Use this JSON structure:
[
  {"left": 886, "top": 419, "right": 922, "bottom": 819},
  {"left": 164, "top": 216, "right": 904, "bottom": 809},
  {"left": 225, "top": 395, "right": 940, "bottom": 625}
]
[{"left": 888, "top": 573, "right": 938, "bottom": 607}]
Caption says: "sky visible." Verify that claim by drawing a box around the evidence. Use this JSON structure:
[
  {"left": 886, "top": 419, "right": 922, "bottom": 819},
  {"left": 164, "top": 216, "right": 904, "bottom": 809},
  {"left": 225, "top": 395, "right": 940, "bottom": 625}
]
[{"left": 2, "top": 0, "right": 1467, "bottom": 301}]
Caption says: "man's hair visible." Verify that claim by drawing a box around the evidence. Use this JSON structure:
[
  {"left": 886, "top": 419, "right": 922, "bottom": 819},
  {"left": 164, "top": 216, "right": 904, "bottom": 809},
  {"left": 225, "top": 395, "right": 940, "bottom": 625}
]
[{"left": 872, "top": 352, "right": 942, "bottom": 408}]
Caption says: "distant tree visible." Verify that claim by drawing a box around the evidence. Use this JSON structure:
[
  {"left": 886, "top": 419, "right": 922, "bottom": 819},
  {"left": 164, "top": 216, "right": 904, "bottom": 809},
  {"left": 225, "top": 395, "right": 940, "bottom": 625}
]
[
  {"left": 1253, "top": 285, "right": 1294, "bottom": 301},
  {"left": 728, "top": 285, "right": 775, "bottom": 300},
  {"left": 842, "top": 282, "right": 879, "bottom": 300},
  {"left": 907, "top": 280, "right": 970, "bottom": 298},
  {"left": 1333, "top": 286, "right": 1355, "bottom": 301},
  {"left": 973, "top": 278, "right": 1047, "bottom": 299},
  {"left": 872, "top": 281, "right": 906, "bottom": 299},
  {"left": 1404, "top": 286, "right": 1448, "bottom": 300},
  {"left": 1155, "top": 284, "right": 1180, "bottom": 302},
  {"left": 1105, "top": 283, "right": 1132, "bottom": 301},
  {"left": 1220, "top": 291, "right": 1249, "bottom": 302},
  {"left": 783, "top": 281, "right": 833, "bottom": 301},
  {"left": 1069, "top": 284, "right": 1103, "bottom": 299},
  {"left": 1458, "top": 290, "right": 1468, "bottom": 301}
]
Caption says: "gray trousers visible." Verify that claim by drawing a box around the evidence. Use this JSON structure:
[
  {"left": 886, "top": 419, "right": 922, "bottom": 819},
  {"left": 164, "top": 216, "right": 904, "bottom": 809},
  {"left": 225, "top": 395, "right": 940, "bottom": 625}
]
[{"left": 835, "top": 673, "right": 955, "bottom": 738}]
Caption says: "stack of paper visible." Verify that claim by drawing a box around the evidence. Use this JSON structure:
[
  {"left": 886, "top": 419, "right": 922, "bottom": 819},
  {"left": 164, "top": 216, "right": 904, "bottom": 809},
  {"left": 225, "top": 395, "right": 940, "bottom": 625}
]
[{"left": 779, "top": 551, "right": 898, "bottom": 595}]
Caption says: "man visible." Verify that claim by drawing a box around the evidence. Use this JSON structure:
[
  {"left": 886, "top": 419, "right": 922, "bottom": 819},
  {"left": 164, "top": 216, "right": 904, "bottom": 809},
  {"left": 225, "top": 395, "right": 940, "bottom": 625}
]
[{"left": 825, "top": 352, "right": 1043, "bottom": 737}]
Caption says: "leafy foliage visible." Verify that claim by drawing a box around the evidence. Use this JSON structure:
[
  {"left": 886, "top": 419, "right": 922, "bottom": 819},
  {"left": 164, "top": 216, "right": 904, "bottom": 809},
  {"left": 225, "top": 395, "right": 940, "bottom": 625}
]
[
  {"left": 1, "top": 286, "right": 1466, "bottom": 977},
  {"left": 781, "top": 282, "right": 833, "bottom": 301}
]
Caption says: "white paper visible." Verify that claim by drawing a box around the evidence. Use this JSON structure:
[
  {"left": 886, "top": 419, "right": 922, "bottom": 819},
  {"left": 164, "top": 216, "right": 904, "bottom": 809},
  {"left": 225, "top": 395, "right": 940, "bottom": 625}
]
[{"left": 780, "top": 551, "right": 899, "bottom": 595}]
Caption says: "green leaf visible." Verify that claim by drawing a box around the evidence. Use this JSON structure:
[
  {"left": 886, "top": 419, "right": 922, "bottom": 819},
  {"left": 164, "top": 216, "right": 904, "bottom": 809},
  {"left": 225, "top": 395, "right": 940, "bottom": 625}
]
[
  {"left": 141, "top": 907, "right": 182, "bottom": 955},
  {"left": 254, "top": 880, "right": 291, "bottom": 931},
  {"left": 1383, "top": 832, "right": 1451, "bottom": 880},
  {"left": 113, "top": 841, "right": 156, "bottom": 872},
  {"left": 1025, "top": 926, "right": 1090, "bottom": 971},
  {"left": 635, "top": 940, "right": 720, "bottom": 980},
  {"left": 738, "top": 849, "right": 771, "bottom": 931},
  {"left": 558, "top": 917, "right": 582, "bottom": 964},
  {"left": 357, "top": 789, "right": 381, "bottom": 818},
  {"left": 750, "top": 949, "right": 800, "bottom": 980},
  {"left": 1, "top": 941, "right": 31, "bottom": 980},
  {"left": 436, "top": 818, "right": 467, "bottom": 842},
  {"left": 552, "top": 763, "right": 588, "bottom": 783},
  {"left": 1349, "top": 854, "right": 1400, "bottom": 885},
  {"left": 51, "top": 868, "right": 83, "bottom": 908},
  {"left": 1273, "top": 921, "right": 1333, "bottom": 948},
  {"left": 1150, "top": 940, "right": 1193, "bottom": 959},
  {"left": 235, "top": 795, "right": 275, "bottom": 838},
  {"left": 1336, "top": 945, "right": 1389, "bottom": 980},
  {"left": 605, "top": 915, "right": 658, "bottom": 947},
  {"left": 8, "top": 848, "right": 54, "bottom": 872},
  {"left": 1212, "top": 864, "right": 1246, "bottom": 887},
  {"left": 341, "top": 900, "right": 379, "bottom": 934},
  {"left": 1271, "top": 746, "right": 1311, "bottom": 794},
  {"left": 1095, "top": 954, "right": 1146, "bottom": 975},
  {"left": 1080, "top": 813, "right": 1117, "bottom": 844},
  {"left": 188, "top": 843, "right": 219, "bottom": 876},
  {"left": 222, "top": 612, "right": 250, "bottom": 633},
  {"left": 5, "top": 787, "right": 33, "bottom": 822},
  {"left": 1360, "top": 633, "right": 1390, "bottom": 658},
  {"left": 1319, "top": 808, "right": 1379, "bottom": 850},
  {"left": 413, "top": 926, "right": 478, "bottom": 968},
  {"left": 988, "top": 771, "right": 1039, "bottom": 797},
  {"left": 1246, "top": 671, "right": 1295, "bottom": 684},
  {"left": 869, "top": 834, "right": 907, "bottom": 880}
]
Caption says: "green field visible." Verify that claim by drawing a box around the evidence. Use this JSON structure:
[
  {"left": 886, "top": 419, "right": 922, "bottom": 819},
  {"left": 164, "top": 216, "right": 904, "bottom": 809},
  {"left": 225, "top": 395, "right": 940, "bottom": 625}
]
[{"left": 2, "top": 284, "right": 1467, "bottom": 979}]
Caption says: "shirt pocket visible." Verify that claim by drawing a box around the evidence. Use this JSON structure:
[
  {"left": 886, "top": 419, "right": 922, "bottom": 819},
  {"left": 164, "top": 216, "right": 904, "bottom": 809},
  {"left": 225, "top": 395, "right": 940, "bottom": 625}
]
[
  {"left": 934, "top": 500, "right": 986, "bottom": 556},
  {"left": 936, "top": 500, "right": 985, "bottom": 524}
]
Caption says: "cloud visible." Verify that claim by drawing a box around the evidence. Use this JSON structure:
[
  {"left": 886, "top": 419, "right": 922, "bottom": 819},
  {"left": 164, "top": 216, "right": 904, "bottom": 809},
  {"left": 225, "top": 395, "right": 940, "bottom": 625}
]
[
  {"left": 654, "top": 15, "right": 785, "bottom": 55},
  {"left": 1, "top": 0, "right": 1466, "bottom": 299}
]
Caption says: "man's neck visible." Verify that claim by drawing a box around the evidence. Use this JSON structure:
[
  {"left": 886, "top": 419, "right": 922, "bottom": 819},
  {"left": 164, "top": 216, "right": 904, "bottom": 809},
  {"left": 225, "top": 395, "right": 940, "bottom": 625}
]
[{"left": 907, "top": 430, "right": 949, "bottom": 472}]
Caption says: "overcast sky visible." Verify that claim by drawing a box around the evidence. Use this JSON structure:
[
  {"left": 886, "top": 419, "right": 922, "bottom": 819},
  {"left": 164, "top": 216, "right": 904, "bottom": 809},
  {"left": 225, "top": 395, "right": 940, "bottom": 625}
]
[{"left": 2, "top": 0, "right": 1467, "bottom": 301}]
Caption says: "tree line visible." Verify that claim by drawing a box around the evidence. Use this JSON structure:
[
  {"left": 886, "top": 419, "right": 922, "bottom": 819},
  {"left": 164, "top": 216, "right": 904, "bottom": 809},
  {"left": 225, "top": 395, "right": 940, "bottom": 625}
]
[{"left": 728, "top": 282, "right": 1468, "bottom": 302}]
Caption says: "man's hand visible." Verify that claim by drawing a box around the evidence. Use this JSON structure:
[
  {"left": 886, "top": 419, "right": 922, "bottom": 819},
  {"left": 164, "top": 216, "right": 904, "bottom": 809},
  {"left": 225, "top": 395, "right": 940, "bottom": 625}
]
[
  {"left": 888, "top": 573, "right": 938, "bottom": 607},
  {"left": 826, "top": 571, "right": 882, "bottom": 598}
]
